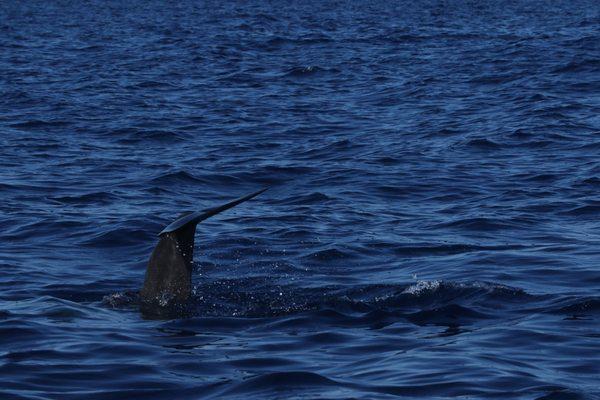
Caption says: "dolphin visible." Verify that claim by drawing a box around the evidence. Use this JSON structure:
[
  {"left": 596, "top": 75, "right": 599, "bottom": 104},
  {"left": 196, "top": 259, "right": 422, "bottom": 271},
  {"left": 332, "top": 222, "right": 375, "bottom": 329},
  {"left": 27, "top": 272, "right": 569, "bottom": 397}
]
[{"left": 140, "top": 188, "right": 268, "bottom": 311}]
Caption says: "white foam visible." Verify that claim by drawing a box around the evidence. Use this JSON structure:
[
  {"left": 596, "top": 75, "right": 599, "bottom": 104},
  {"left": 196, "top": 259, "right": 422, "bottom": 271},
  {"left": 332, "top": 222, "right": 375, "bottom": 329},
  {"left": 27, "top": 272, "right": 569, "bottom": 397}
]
[{"left": 402, "top": 280, "right": 442, "bottom": 295}]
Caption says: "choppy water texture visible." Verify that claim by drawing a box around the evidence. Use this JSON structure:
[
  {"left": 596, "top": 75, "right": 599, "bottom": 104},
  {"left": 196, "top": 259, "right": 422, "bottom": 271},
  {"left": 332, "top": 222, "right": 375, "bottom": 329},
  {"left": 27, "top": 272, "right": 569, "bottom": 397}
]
[{"left": 1, "top": 1, "right": 600, "bottom": 399}]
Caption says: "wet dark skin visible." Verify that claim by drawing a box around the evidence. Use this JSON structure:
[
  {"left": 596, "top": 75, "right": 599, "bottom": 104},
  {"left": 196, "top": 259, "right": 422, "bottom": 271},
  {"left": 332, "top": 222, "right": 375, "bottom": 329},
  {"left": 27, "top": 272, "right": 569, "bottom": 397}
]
[{"left": 140, "top": 188, "right": 267, "bottom": 310}]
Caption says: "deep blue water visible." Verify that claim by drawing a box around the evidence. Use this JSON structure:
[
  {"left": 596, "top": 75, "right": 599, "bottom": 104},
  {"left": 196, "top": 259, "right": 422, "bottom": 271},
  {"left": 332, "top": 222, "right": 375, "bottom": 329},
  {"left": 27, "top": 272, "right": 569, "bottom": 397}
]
[{"left": 1, "top": 1, "right": 599, "bottom": 398}]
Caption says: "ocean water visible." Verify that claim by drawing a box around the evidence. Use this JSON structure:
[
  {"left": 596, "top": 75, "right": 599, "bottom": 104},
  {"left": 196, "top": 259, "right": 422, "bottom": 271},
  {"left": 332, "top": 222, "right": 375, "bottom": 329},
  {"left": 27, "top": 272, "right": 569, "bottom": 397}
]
[{"left": 1, "top": 1, "right": 599, "bottom": 398}]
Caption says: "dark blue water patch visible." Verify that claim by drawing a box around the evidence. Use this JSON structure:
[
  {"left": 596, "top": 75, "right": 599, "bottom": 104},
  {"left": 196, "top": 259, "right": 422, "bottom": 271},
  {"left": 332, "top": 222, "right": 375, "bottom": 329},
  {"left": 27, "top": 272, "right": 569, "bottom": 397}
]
[
  {"left": 2, "top": 219, "right": 94, "bottom": 242},
  {"left": 149, "top": 170, "right": 210, "bottom": 186},
  {"left": 41, "top": 282, "right": 127, "bottom": 303},
  {"left": 283, "top": 65, "right": 341, "bottom": 78},
  {"left": 270, "top": 191, "right": 333, "bottom": 206},
  {"left": 535, "top": 390, "right": 587, "bottom": 400},
  {"left": 303, "top": 247, "right": 354, "bottom": 262},
  {"left": 220, "top": 371, "right": 339, "bottom": 397},
  {"left": 390, "top": 243, "right": 528, "bottom": 257},
  {"left": 560, "top": 203, "right": 600, "bottom": 216},
  {"left": 113, "top": 129, "right": 191, "bottom": 144},
  {"left": 434, "top": 217, "right": 521, "bottom": 231},
  {"left": 49, "top": 191, "right": 119, "bottom": 205},
  {"left": 575, "top": 177, "right": 600, "bottom": 187},
  {"left": 79, "top": 225, "right": 156, "bottom": 248},
  {"left": 8, "top": 119, "right": 71, "bottom": 130},
  {"left": 405, "top": 303, "right": 492, "bottom": 327},
  {"left": 550, "top": 297, "right": 600, "bottom": 317},
  {"left": 552, "top": 58, "right": 600, "bottom": 74}
]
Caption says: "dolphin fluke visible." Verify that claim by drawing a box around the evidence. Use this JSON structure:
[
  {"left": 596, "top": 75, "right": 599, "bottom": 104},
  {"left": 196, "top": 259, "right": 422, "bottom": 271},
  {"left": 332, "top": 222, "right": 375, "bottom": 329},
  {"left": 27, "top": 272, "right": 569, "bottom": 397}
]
[
  {"left": 158, "top": 187, "right": 268, "bottom": 235},
  {"left": 140, "top": 188, "right": 268, "bottom": 310}
]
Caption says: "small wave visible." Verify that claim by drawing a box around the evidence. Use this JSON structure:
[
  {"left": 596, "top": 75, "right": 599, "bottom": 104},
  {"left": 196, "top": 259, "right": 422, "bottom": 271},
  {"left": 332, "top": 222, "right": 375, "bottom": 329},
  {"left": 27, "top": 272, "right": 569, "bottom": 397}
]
[
  {"left": 469, "top": 74, "right": 515, "bottom": 85},
  {"left": 0, "top": 326, "right": 40, "bottom": 341},
  {"left": 535, "top": 389, "right": 587, "bottom": 400},
  {"left": 149, "top": 170, "right": 205, "bottom": 185},
  {"left": 265, "top": 35, "right": 333, "bottom": 48},
  {"left": 393, "top": 243, "right": 525, "bottom": 257},
  {"left": 49, "top": 191, "right": 118, "bottom": 205},
  {"left": 80, "top": 228, "right": 153, "bottom": 248},
  {"left": 368, "top": 32, "right": 426, "bottom": 44},
  {"left": 552, "top": 58, "right": 600, "bottom": 73},
  {"left": 216, "top": 71, "right": 260, "bottom": 85},
  {"left": 395, "top": 280, "right": 533, "bottom": 308},
  {"left": 39, "top": 302, "right": 89, "bottom": 320},
  {"left": 560, "top": 204, "right": 600, "bottom": 216},
  {"left": 304, "top": 248, "right": 353, "bottom": 261},
  {"left": 465, "top": 138, "right": 502, "bottom": 149},
  {"left": 45, "top": 282, "right": 126, "bottom": 303},
  {"left": 406, "top": 303, "right": 491, "bottom": 326},
  {"left": 551, "top": 297, "right": 600, "bottom": 316},
  {"left": 283, "top": 65, "right": 340, "bottom": 78},
  {"left": 275, "top": 228, "right": 314, "bottom": 239},
  {"left": 375, "top": 185, "right": 414, "bottom": 197},
  {"left": 373, "top": 156, "right": 401, "bottom": 165},
  {"left": 258, "top": 164, "right": 316, "bottom": 175},
  {"left": 519, "top": 140, "right": 557, "bottom": 149},
  {"left": 229, "top": 356, "right": 297, "bottom": 369},
  {"left": 296, "top": 138, "right": 362, "bottom": 159},
  {"left": 524, "top": 173, "right": 559, "bottom": 182},
  {"left": 301, "top": 331, "right": 353, "bottom": 345},
  {"left": 577, "top": 177, "right": 600, "bottom": 186},
  {"left": 435, "top": 217, "right": 515, "bottom": 231},
  {"left": 272, "top": 192, "right": 333, "bottom": 205},
  {"left": 72, "top": 44, "right": 104, "bottom": 52},
  {"left": 9, "top": 119, "right": 70, "bottom": 129},
  {"left": 25, "top": 142, "right": 62, "bottom": 151},
  {"left": 574, "top": 140, "right": 600, "bottom": 150},
  {"left": 109, "top": 128, "right": 187, "bottom": 144},
  {"left": 3, "top": 219, "right": 90, "bottom": 240},
  {"left": 126, "top": 80, "right": 178, "bottom": 89},
  {"left": 223, "top": 371, "right": 337, "bottom": 396}
]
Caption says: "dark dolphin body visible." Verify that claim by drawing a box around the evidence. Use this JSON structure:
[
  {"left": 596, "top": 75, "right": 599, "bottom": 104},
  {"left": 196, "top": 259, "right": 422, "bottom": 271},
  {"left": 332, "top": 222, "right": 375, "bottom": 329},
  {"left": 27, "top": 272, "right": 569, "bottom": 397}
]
[{"left": 140, "top": 188, "right": 267, "bottom": 315}]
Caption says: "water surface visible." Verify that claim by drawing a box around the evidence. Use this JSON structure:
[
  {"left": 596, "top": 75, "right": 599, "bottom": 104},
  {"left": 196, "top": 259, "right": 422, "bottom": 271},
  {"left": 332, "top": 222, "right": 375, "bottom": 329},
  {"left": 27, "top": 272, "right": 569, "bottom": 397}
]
[{"left": 1, "top": 1, "right": 599, "bottom": 399}]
